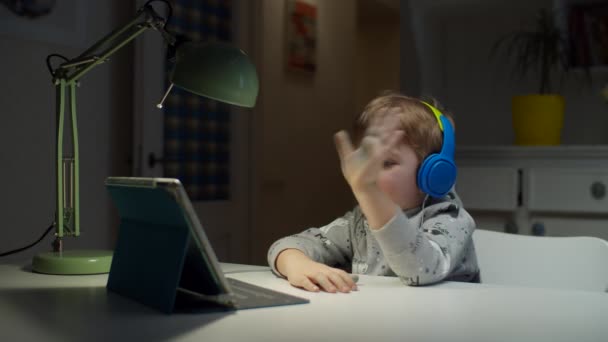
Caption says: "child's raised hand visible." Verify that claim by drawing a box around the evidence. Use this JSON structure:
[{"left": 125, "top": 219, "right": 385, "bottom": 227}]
[
  {"left": 334, "top": 129, "right": 404, "bottom": 193},
  {"left": 276, "top": 249, "right": 357, "bottom": 293}
]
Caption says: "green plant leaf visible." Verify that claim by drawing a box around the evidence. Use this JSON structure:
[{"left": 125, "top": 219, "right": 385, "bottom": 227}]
[{"left": 488, "top": 8, "right": 584, "bottom": 94}]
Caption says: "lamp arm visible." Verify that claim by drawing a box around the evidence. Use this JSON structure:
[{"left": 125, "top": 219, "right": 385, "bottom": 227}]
[
  {"left": 54, "top": 3, "right": 176, "bottom": 84},
  {"left": 51, "top": 2, "right": 176, "bottom": 247}
]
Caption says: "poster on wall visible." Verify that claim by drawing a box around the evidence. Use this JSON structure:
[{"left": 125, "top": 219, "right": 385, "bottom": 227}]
[{"left": 286, "top": 0, "right": 317, "bottom": 72}]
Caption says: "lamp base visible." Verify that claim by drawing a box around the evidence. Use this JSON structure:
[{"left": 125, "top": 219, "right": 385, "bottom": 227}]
[{"left": 32, "top": 250, "right": 113, "bottom": 275}]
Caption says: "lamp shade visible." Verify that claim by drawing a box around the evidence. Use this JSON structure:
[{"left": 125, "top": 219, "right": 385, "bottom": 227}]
[{"left": 171, "top": 42, "right": 259, "bottom": 108}]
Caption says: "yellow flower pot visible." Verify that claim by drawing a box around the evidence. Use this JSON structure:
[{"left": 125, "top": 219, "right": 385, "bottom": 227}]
[{"left": 511, "top": 94, "right": 564, "bottom": 145}]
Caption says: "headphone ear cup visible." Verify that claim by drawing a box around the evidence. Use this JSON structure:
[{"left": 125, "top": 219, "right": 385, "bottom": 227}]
[
  {"left": 417, "top": 153, "right": 438, "bottom": 195},
  {"left": 417, "top": 154, "right": 457, "bottom": 198}
]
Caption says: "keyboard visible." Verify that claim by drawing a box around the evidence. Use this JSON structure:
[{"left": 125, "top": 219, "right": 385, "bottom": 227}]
[{"left": 227, "top": 278, "right": 309, "bottom": 310}]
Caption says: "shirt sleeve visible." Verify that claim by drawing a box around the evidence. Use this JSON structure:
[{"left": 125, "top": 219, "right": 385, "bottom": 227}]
[
  {"left": 371, "top": 194, "right": 476, "bottom": 286},
  {"left": 267, "top": 209, "right": 357, "bottom": 277}
]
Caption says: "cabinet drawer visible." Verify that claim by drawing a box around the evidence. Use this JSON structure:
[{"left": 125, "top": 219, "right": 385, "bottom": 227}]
[
  {"left": 456, "top": 167, "right": 519, "bottom": 211},
  {"left": 526, "top": 168, "right": 608, "bottom": 213}
]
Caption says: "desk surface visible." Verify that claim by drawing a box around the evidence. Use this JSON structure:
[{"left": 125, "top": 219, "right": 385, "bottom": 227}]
[{"left": 1, "top": 262, "right": 607, "bottom": 342}]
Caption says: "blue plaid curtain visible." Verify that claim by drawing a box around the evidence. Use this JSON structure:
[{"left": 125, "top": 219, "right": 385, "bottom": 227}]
[{"left": 163, "top": 0, "right": 232, "bottom": 200}]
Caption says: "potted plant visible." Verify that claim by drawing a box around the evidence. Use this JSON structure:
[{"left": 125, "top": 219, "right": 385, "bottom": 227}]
[{"left": 491, "top": 8, "right": 570, "bottom": 145}]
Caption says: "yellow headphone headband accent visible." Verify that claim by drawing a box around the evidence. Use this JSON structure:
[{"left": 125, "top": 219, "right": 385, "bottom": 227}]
[{"left": 421, "top": 101, "right": 444, "bottom": 131}]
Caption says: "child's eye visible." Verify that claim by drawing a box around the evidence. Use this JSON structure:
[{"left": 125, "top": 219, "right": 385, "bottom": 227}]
[{"left": 383, "top": 160, "right": 397, "bottom": 168}]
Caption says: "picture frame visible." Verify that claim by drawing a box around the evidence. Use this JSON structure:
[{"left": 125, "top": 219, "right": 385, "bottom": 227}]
[{"left": 285, "top": 0, "right": 317, "bottom": 72}]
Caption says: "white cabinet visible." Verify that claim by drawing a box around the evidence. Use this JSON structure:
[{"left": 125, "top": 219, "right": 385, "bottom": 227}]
[
  {"left": 456, "top": 146, "right": 608, "bottom": 241},
  {"left": 526, "top": 168, "right": 608, "bottom": 213}
]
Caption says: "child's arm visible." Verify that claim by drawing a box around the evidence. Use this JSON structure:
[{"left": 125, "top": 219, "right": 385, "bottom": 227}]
[
  {"left": 372, "top": 198, "right": 478, "bottom": 285},
  {"left": 275, "top": 249, "right": 357, "bottom": 293},
  {"left": 267, "top": 212, "right": 359, "bottom": 293}
]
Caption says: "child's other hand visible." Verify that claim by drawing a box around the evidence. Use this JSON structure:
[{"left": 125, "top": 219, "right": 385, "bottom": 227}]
[
  {"left": 334, "top": 129, "right": 403, "bottom": 193},
  {"left": 276, "top": 249, "right": 357, "bottom": 293}
]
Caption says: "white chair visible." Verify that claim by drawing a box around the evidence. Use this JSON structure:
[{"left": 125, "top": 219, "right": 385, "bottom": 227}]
[{"left": 472, "top": 229, "right": 608, "bottom": 292}]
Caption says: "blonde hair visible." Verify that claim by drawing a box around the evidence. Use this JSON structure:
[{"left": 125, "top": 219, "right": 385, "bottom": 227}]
[{"left": 355, "top": 91, "right": 454, "bottom": 162}]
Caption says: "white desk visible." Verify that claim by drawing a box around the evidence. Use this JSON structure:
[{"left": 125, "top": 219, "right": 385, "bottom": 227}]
[{"left": 1, "top": 262, "right": 607, "bottom": 342}]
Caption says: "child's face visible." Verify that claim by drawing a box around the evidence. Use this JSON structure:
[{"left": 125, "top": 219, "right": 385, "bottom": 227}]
[{"left": 367, "top": 114, "right": 424, "bottom": 210}]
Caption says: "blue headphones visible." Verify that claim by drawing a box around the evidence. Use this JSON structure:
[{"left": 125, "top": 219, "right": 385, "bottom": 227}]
[{"left": 416, "top": 101, "right": 457, "bottom": 198}]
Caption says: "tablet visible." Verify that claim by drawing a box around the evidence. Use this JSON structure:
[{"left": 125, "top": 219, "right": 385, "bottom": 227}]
[{"left": 105, "top": 177, "right": 308, "bottom": 313}]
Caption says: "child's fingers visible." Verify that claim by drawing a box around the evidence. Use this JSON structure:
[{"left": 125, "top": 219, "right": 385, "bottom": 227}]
[
  {"left": 311, "top": 272, "right": 337, "bottom": 293},
  {"left": 327, "top": 272, "right": 352, "bottom": 293},
  {"left": 387, "top": 130, "right": 404, "bottom": 149},
  {"left": 293, "top": 277, "right": 319, "bottom": 292},
  {"left": 360, "top": 136, "right": 377, "bottom": 156},
  {"left": 334, "top": 130, "right": 354, "bottom": 161},
  {"left": 335, "top": 269, "right": 358, "bottom": 291}
]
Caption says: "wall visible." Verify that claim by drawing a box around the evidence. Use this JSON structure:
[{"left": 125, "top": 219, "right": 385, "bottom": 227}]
[
  {"left": 355, "top": 0, "right": 401, "bottom": 113},
  {"left": 250, "top": 0, "right": 359, "bottom": 264},
  {"left": 0, "top": 1, "right": 133, "bottom": 262},
  {"left": 403, "top": 0, "right": 608, "bottom": 146}
]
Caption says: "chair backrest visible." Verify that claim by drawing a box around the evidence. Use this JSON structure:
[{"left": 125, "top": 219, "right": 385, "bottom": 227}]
[{"left": 473, "top": 229, "right": 608, "bottom": 292}]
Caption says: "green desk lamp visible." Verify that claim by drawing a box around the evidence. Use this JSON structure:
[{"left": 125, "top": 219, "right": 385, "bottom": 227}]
[{"left": 32, "top": 1, "right": 259, "bottom": 275}]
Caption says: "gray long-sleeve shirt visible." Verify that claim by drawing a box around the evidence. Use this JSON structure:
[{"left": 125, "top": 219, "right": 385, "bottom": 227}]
[{"left": 267, "top": 191, "right": 479, "bottom": 286}]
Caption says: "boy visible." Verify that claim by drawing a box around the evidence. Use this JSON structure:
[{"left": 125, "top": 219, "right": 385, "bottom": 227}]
[{"left": 267, "top": 92, "right": 479, "bottom": 293}]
